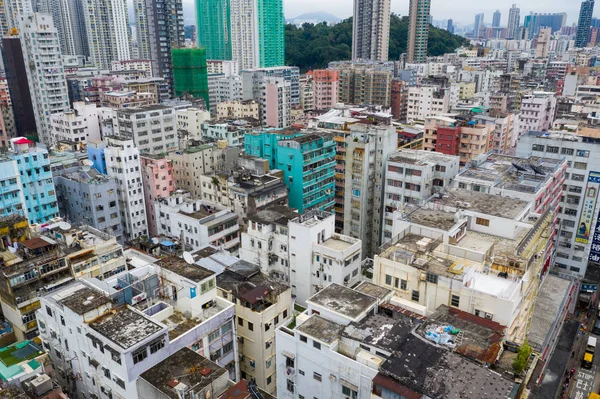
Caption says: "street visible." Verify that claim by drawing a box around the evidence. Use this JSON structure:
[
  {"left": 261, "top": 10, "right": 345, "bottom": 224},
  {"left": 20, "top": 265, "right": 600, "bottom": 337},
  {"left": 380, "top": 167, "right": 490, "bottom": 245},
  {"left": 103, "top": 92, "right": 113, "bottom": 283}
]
[{"left": 565, "top": 313, "right": 600, "bottom": 399}]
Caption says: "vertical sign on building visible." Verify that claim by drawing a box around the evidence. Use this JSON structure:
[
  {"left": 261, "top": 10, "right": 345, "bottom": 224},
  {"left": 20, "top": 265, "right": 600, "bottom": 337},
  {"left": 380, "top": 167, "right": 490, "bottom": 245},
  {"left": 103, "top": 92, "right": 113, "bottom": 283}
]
[{"left": 576, "top": 171, "right": 600, "bottom": 244}]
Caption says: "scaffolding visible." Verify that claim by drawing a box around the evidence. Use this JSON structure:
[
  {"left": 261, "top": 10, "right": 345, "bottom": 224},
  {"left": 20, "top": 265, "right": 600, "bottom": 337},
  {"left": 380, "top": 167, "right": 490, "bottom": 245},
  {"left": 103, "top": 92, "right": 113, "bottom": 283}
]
[{"left": 172, "top": 47, "right": 210, "bottom": 110}]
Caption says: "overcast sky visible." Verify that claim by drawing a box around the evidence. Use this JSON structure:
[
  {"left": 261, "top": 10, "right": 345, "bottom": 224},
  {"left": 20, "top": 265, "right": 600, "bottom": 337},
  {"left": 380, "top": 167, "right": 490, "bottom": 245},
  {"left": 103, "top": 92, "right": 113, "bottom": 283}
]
[{"left": 280, "top": 0, "right": 594, "bottom": 26}]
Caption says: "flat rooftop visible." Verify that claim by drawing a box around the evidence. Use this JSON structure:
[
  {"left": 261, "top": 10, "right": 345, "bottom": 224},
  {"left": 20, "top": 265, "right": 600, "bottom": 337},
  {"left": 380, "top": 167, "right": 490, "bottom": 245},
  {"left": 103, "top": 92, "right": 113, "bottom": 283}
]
[
  {"left": 354, "top": 281, "right": 393, "bottom": 301},
  {"left": 434, "top": 188, "right": 530, "bottom": 219},
  {"left": 319, "top": 236, "right": 358, "bottom": 252},
  {"left": 307, "top": 283, "right": 377, "bottom": 319},
  {"left": 343, "top": 313, "right": 418, "bottom": 352},
  {"left": 139, "top": 348, "right": 227, "bottom": 399},
  {"left": 89, "top": 306, "right": 163, "bottom": 349},
  {"left": 247, "top": 206, "right": 298, "bottom": 225},
  {"left": 388, "top": 149, "right": 457, "bottom": 165},
  {"left": 405, "top": 208, "right": 458, "bottom": 231},
  {"left": 156, "top": 256, "right": 215, "bottom": 283},
  {"left": 58, "top": 285, "right": 111, "bottom": 315},
  {"left": 296, "top": 314, "right": 344, "bottom": 345}
]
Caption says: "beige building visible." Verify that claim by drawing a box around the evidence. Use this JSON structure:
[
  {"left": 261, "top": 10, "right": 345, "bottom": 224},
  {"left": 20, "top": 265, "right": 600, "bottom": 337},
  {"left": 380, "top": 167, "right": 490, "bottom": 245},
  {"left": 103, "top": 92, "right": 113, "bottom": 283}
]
[
  {"left": 167, "top": 145, "right": 222, "bottom": 198},
  {"left": 217, "top": 262, "right": 292, "bottom": 394},
  {"left": 352, "top": 0, "right": 391, "bottom": 61},
  {"left": 459, "top": 123, "right": 493, "bottom": 164},
  {"left": 177, "top": 107, "right": 212, "bottom": 140},
  {"left": 100, "top": 91, "right": 156, "bottom": 109},
  {"left": 338, "top": 67, "right": 392, "bottom": 107},
  {"left": 216, "top": 100, "right": 259, "bottom": 120}
]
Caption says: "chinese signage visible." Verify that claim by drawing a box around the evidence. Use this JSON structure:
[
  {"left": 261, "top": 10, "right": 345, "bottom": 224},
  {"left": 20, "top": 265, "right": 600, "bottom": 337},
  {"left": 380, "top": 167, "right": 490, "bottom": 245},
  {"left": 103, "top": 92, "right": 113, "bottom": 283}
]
[
  {"left": 588, "top": 174, "right": 600, "bottom": 262},
  {"left": 576, "top": 171, "right": 600, "bottom": 244}
]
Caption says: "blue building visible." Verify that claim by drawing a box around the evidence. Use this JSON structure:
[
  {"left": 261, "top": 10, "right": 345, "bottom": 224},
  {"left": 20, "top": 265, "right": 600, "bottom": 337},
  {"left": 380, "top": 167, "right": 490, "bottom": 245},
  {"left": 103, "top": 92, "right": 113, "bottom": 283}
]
[
  {"left": 0, "top": 156, "right": 27, "bottom": 219},
  {"left": 245, "top": 130, "right": 335, "bottom": 213},
  {"left": 9, "top": 138, "right": 58, "bottom": 224},
  {"left": 87, "top": 141, "right": 107, "bottom": 174}
]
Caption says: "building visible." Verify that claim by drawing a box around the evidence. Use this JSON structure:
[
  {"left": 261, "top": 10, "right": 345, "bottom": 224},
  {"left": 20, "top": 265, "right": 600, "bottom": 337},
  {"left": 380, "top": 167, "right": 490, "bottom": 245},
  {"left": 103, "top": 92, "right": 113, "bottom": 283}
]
[
  {"left": 83, "top": 0, "right": 131, "bottom": 68},
  {"left": 37, "top": 258, "right": 236, "bottom": 398},
  {"left": 308, "top": 70, "right": 339, "bottom": 110},
  {"left": 517, "top": 92, "right": 557, "bottom": 139},
  {"left": 230, "top": 0, "right": 284, "bottom": 69},
  {"left": 208, "top": 74, "right": 243, "bottom": 110},
  {"left": 240, "top": 209, "right": 362, "bottom": 304},
  {"left": 113, "top": 105, "right": 179, "bottom": 155},
  {"left": 217, "top": 262, "right": 291, "bottom": 394},
  {"left": 201, "top": 119, "right": 256, "bottom": 147},
  {"left": 172, "top": 48, "right": 210, "bottom": 108},
  {"left": 141, "top": 155, "right": 174, "bottom": 237},
  {"left": 576, "top": 0, "right": 596, "bottom": 47},
  {"left": 110, "top": 60, "right": 153, "bottom": 77},
  {"left": 104, "top": 136, "right": 148, "bottom": 241},
  {"left": 177, "top": 107, "right": 212, "bottom": 140},
  {"left": 241, "top": 67, "right": 300, "bottom": 106},
  {"left": 382, "top": 150, "right": 460, "bottom": 242},
  {"left": 446, "top": 18, "right": 454, "bottom": 33},
  {"left": 207, "top": 60, "right": 239, "bottom": 75},
  {"left": 155, "top": 191, "right": 240, "bottom": 254},
  {"left": 54, "top": 167, "right": 123, "bottom": 241},
  {"left": 216, "top": 100, "right": 259, "bottom": 120},
  {"left": 523, "top": 12, "right": 567, "bottom": 38},
  {"left": 517, "top": 129, "right": 600, "bottom": 278},
  {"left": 473, "top": 13, "right": 484, "bottom": 37},
  {"left": 536, "top": 27, "right": 552, "bottom": 58},
  {"left": 352, "top": 0, "right": 391, "bottom": 61},
  {"left": 0, "top": 156, "right": 27, "bottom": 220},
  {"left": 49, "top": 102, "right": 101, "bottom": 148},
  {"left": 493, "top": 9, "right": 501, "bottom": 27},
  {"left": 19, "top": 13, "right": 70, "bottom": 145},
  {"left": 260, "top": 77, "right": 291, "bottom": 128},
  {"left": 244, "top": 131, "right": 336, "bottom": 213},
  {"left": 406, "top": 86, "right": 450, "bottom": 122},
  {"left": 195, "top": 0, "right": 231, "bottom": 60},
  {"left": 8, "top": 139, "right": 58, "bottom": 225},
  {"left": 336, "top": 65, "right": 392, "bottom": 106},
  {"left": 134, "top": 0, "right": 184, "bottom": 96},
  {"left": 407, "top": 0, "right": 430, "bottom": 63}
]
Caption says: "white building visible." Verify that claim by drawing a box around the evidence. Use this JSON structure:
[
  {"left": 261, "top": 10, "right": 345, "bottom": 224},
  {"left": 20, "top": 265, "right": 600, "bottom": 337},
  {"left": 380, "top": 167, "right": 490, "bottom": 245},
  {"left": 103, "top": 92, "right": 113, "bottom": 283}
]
[
  {"left": 241, "top": 209, "right": 362, "bottom": 305},
  {"left": 105, "top": 136, "right": 148, "bottom": 240},
  {"left": 382, "top": 150, "right": 460, "bottom": 243},
  {"left": 49, "top": 102, "right": 100, "bottom": 146},
  {"left": 83, "top": 0, "right": 131, "bottom": 68},
  {"left": 517, "top": 92, "right": 557, "bottom": 139},
  {"left": 230, "top": 0, "right": 256, "bottom": 69},
  {"left": 155, "top": 191, "right": 240, "bottom": 254},
  {"left": 114, "top": 105, "right": 178, "bottom": 155},
  {"left": 207, "top": 60, "right": 240, "bottom": 76},
  {"left": 110, "top": 60, "right": 153, "bottom": 77},
  {"left": 517, "top": 129, "right": 600, "bottom": 278},
  {"left": 177, "top": 108, "right": 212, "bottom": 140},
  {"left": 208, "top": 74, "right": 243, "bottom": 110},
  {"left": 406, "top": 86, "right": 450, "bottom": 122},
  {"left": 19, "top": 13, "right": 70, "bottom": 146},
  {"left": 260, "top": 77, "right": 291, "bottom": 128}
]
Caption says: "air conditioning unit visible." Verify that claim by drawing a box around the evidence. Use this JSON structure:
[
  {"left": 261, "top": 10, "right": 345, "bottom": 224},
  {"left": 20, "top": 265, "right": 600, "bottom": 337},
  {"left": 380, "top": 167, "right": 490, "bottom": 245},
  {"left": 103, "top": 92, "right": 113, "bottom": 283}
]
[
  {"left": 237, "top": 336, "right": 244, "bottom": 344},
  {"left": 485, "top": 313, "right": 494, "bottom": 320}
]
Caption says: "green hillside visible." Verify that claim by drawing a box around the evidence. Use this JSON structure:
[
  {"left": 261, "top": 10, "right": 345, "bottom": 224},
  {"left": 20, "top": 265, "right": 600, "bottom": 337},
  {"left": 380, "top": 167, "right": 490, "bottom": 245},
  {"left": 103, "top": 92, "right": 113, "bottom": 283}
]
[{"left": 285, "top": 14, "right": 470, "bottom": 71}]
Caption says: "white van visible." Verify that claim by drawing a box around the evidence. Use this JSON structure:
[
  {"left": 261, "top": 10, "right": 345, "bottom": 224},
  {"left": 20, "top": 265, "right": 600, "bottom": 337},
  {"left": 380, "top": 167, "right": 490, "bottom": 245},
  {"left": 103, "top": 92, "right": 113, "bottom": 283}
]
[{"left": 587, "top": 336, "right": 597, "bottom": 354}]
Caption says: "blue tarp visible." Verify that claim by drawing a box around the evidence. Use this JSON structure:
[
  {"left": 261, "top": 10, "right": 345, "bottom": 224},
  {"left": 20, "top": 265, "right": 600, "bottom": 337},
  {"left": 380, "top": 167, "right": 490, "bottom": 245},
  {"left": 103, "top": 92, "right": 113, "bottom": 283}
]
[{"left": 160, "top": 240, "right": 175, "bottom": 247}]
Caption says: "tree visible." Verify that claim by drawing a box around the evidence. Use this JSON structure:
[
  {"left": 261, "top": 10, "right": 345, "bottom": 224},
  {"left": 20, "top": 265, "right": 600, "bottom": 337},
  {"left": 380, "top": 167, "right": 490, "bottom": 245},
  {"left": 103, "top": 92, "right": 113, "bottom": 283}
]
[{"left": 512, "top": 341, "right": 532, "bottom": 375}]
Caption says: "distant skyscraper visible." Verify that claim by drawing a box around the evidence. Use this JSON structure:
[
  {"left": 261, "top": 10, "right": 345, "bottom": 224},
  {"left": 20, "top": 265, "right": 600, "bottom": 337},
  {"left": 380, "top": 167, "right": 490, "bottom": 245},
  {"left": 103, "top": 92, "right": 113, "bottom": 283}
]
[
  {"left": 507, "top": 4, "right": 520, "bottom": 39},
  {"left": 4, "top": 0, "right": 31, "bottom": 31},
  {"left": 196, "top": 0, "right": 232, "bottom": 60},
  {"left": 407, "top": 0, "right": 430, "bottom": 63},
  {"left": 230, "top": 0, "right": 284, "bottom": 69},
  {"left": 447, "top": 19, "right": 454, "bottom": 34},
  {"left": 493, "top": 10, "right": 501, "bottom": 27},
  {"left": 33, "top": 0, "right": 88, "bottom": 57},
  {"left": 523, "top": 12, "right": 567, "bottom": 38},
  {"left": 83, "top": 0, "right": 131, "bottom": 68},
  {"left": 473, "top": 13, "right": 484, "bottom": 37},
  {"left": 135, "top": 0, "right": 185, "bottom": 97},
  {"left": 576, "top": 0, "right": 595, "bottom": 47},
  {"left": 352, "top": 0, "right": 391, "bottom": 61}
]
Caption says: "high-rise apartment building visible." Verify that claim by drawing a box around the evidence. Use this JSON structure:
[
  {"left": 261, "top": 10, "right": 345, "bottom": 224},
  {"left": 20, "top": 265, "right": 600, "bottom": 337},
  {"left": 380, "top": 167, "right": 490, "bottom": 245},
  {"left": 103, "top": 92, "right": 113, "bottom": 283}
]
[
  {"left": 83, "top": 0, "right": 130, "bottom": 68},
  {"left": 336, "top": 64, "right": 392, "bottom": 106},
  {"left": 523, "top": 12, "right": 567, "bottom": 38},
  {"left": 230, "top": 0, "right": 284, "bottom": 69},
  {"left": 447, "top": 19, "right": 454, "bottom": 34},
  {"left": 492, "top": 10, "right": 501, "bottom": 27},
  {"left": 407, "top": 0, "right": 430, "bottom": 63},
  {"left": 4, "top": 0, "right": 31, "bottom": 30},
  {"left": 140, "top": 155, "right": 174, "bottom": 237},
  {"left": 308, "top": 69, "right": 339, "bottom": 110},
  {"left": 135, "top": 0, "right": 184, "bottom": 96},
  {"left": 172, "top": 48, "right": 210, "bottom": 108},
  {"left": 473, "top": 13, "right": 484, "bottom": 38},
  {"left": 507, "top": 4, "right": 520, "bottom": 39},
  {"left": 196, "top": 0, "right": 232, "bottom": 60},
  {"left": 19, "top": 13, "right": 70, "bottom": 145},
  {"left": 351, "top": 0, "right": 391, "bottom": 61},
  {"left": 576, "top": 0, "right": 595, "bottom": 47}
]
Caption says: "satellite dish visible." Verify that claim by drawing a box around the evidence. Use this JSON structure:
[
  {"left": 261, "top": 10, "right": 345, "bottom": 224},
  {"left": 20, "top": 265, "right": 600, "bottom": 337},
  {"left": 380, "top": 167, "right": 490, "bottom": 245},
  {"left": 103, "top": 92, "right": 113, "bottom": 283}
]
[
  {"left": 151, "top": 237, "right": 159, "bottom": 244},
  {"left": 511, "top": 162, "right": 528, "bottom": 172},
  {"left": 183, "top": 251, "right": 195, "bottom": 264},
  {"left": 59, "top": 222, "right": 71, "bottom": 231},
  {"left": 81, "top": 159, "right": 94, "bottom": 172},
  {"left": 530, "top": 164, "right": 546, "bottom": 175}
]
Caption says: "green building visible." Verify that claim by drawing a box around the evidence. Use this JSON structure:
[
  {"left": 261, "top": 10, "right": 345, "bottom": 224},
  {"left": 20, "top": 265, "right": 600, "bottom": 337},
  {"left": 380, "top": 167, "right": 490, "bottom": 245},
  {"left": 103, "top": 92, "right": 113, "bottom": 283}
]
[
  {"left": 257, "top": 0, "right": 285, "bottom": 67},
  {"left": 196, "top": 0, "right": 232, "bottom": 60},
  {"left": 172, "top": 48, "right": 210, "bottom": 109}
]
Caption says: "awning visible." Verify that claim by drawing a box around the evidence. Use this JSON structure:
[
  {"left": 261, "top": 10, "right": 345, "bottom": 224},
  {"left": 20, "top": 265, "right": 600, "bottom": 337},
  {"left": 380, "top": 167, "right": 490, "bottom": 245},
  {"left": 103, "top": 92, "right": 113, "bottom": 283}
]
[
  {"left": 14, "top": 138, "right": 33, "bottom": 145},
  {"left": 281, "top": 350, "right": 295, "bottom": 360},
  {"left": 160, "top": 240, "right": 175, "bottom": 247}
]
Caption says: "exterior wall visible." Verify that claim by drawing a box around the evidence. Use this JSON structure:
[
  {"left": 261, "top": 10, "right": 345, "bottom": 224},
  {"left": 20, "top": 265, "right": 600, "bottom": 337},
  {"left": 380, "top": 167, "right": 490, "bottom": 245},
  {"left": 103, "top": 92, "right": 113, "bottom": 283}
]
[
  {"left": 407, "top": 0, "right": 430, "bottom": 63},
  {"left": 177, "top": 108, "right": 211, "bottom": 140},
  {"left": 216, "top": 101, "right": 259, "bottom": 120},
  {"left": 115, "top": 106, "right": 178, "bottom": 155},
  {"left": 201, "top": 122, "right": 246, "bottom": 147},
  {"left": 83, "top": 0, "right": 131, "bottom": 68},
  {"left": 458, "top": 124, "right": 493, "bottom": 164},
  {"left": 87, "top": 141, "right": 107, "bottom": 174},
  {"left": 111, "top": 60, "right": 153, "bottom": 77},
  {"left": 141, "top": 156, "right": 174, "bottom": 237},
  {"left": 311, "top": 70, "right": 339, "bottom": 110},
  {"left": 406, "top": 86, "right": 450, "bottom": 122},
  {"left": 50, "top": 102, "right": 100, "bottom": 146},
  {"left": 167, "top": 146, "right": 221, "bottom": 199},
  {"left": 517, "top": 94, "right": 557, "bottom": 139},
  {"left": 352, "top": 0, "right": 391, "bottom": 61},
  {"left": 240, "top": 219, "right": 290, "bottom": 280},
  {"left": 0, "top": 158, "right": 27, "bottom": 220}
]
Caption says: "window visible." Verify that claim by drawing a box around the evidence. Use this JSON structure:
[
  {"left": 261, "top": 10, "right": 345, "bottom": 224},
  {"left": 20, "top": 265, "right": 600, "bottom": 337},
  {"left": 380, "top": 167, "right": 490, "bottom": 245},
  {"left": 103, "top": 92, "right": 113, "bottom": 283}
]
[
  {"left": 574, "top": 162, "right": 588, "bottom": 170},
  {"left": 401, "top": 279, "right": 407, "bottom": 290},
  {"left": 46, "top": 306, "right": 52, "bottom": 317},
  {"left": 238, "top": 317, "right": 244, "bottom": 326},
  {"left": 426, "top": 272, "right": 438, "bottom": 284},
  {"left": 103, "top": 367, "right": 110, "bottom": 379},
  {"left": 149, "top": 339, "right": 164, "bottom": 354},
  {"left": 221, "top": 323, "right": 232, "bottom": 335},
  {"left": 287, "top": 379, "right": 294, "bottom": 393},
  {"left": 561, "top": 148, "right": 574, "bottom": 155},
  {"left": 114, "top": 377, "right": 125, "bottom": 389},
  {"left": 476, "top": 217, "right": 490, "bottom": 227},
  {"left": 300, "top": 335, "right": 307, "bottom": 343},
  {"left": 208, "top": 330, "right": 220, "bottom": 342},
  {"left": 385, "top": 274, "right": 392, "bottom": 286},
  {"left": 411, "top": 290, "right": 420, "bottom": 302},
  {"left": 313, "top": 372, "right": 322, "bottom": 382},
  {"left": 342, "top": 385, "right": 358, "bottom": 399},
  {"left": 223, "top": 341, "right": 233, "bottom": 354},
  {"left": 248, "top": 322, "right": 254, "bottom": 331},
  {"left": 532, "top": 144, "right": 544, "bottom": 151},
  {"left": 451, "top": 295, "right": 460, "bottom": 307},
  {"left": 132, "top": 347, "right": 147, "bottom": 364},
  {"left": 546, "top": 146, "right": 559, "bottom": 153},
  {"left": 577, "top": 150, "right": 590, "bottom": 157},
  {"left": 313, "top": 341, "right": 321, "bottom": 350},
  {"left": 283, "top": 309, "right": 288, "bottom": 319}
]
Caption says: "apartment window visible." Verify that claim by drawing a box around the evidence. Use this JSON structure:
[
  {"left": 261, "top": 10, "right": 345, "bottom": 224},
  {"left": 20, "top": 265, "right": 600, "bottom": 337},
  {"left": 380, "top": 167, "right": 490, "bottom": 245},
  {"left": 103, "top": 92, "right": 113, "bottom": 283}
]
[
  {"left": 561, "top": 148, "right": 574, "bottom": 155},
  {"left": 313, "top": 341, "right": 321, "bottom": 350},
  {"left": 577, "top": 150, "right": 590, "bottom": 157},
  {"left": 451, "top": 295, "right": 460, "bottom": 307},
  {"left": 223, "top": 342, "right": 233, "bottom": 355},
  {"left": 221, "top": 323, "right": 232, "bottom": 335},
  {"left": 426, "top": 272, "right": 438, "bottom": 284},
  {"left": 411, "top": 290, "right": 420, "bottom": 302},
  {"left": 385, "top": 274, "right": 392, "bottom": 286},
  {"left": 238, "top": 317, "right": 243, "bottom": 327},
  {"left": 574, "top": 162, "right": 588, "bottom": 170},
  {"left": 114, "top": 377, "right": 125, "bottom": 389},
  {"left": 570, "top": 266, "right": 581, "bottom": 273},
  {"left": 283, "top": 309, "right": 288, "bottom": 319},
  {"left": 300, "top": 335, "right": 307, "bottom": 343},
  {"left": 208, "top": 330, "right": 220, "bottom": 342},
  {"left": 248, "top": 322, "right": 254, "bottom": 331},
  {"left": 546, "top": 146, "right": 559, "bottom": 153},
  {"left": 532, "top": 144, "right": 544, "bottom": 151},
  {"left": 132, "top": 347, "right": 147, "bottom": 364},
  {"left": 287, "top": 379, "right": 294, "bottom": 393},
  {"left": 342, "top": 386, "right": 358, "bottom": 399},
  {"left": 46, "top": 306, "right": 52, "bottom": 317},
  {"left": 476, "top": 217, "right": 490, "bottom": 227},
  {"left": 267, "top": 375, "right": 272, "bottom": 385},
  {"left": 313, "top": 372, "right": 322, "bottom": 382},
  {"left": 572, "top": 174, "right": 585, "bottom": 182},
  {"left": 149, "top": 338, "right": 164, "bottom": 354},
  {"left": 103, "top": 367, "right": 110, "bottom": 379}
]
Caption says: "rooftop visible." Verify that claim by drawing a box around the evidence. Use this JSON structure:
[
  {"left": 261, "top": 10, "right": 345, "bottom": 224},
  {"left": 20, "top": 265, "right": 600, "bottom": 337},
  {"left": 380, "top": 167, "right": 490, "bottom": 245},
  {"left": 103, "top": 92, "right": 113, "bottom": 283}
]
[
  {"left": 89, "top": 306, "right": 163, "bottom": 349},
  {"left": 58, "top": 285, "right": 111, "bottom": 315},
  {"left": 354, "top": 281, "right": 393, "bottom": 301},
  {"left": 342, "top": 313, "right": 419, "bottom": 352},
  {"left": 430, "top": 188, "right": 530, "bottom": 219},
  {"left": 307, "top": 283, "right": 377, "bottom": 319},
  {"left": 117, "top": 105, "right": 171, "bottom": 114},
  {"left": 156, "top": 257, "right": 215, "bottom": 283},
  {"left": 139, "top": 348, "right": 227, "bottom": 399},
  {"left": 318, "top": 235, "right": 359, "bottom": 252},
  {"left": 247, "top": 206, "right": 298, "bottom": 225},
  {"left": 296, "top": 314, "right": 344, "bottom": 345},
  {"left": 388, "top": 150, "right": 458, "bottom": 166}
]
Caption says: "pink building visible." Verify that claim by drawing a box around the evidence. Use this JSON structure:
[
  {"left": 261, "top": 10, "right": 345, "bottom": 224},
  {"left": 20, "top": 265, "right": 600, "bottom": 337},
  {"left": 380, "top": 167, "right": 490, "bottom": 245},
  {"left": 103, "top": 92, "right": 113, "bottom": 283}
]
[
  {"left": 309, "top": 69, "right": 339, "bottom": 110},
  {"left": 141, "top": 155, "right": 175, "bottom": 237}
]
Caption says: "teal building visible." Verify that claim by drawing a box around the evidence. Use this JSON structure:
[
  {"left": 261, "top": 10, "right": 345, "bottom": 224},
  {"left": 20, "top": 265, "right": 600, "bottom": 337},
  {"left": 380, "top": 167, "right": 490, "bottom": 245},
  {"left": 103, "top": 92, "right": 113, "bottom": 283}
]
[
  {"left": 196, "top": 0, "right": 232, "bottom": 60},
  {"left": 257, "top": 0, "right": 285, "bottom": 67},
  {"left": 245, "top": 130, "right": 335, "bottom": 213}
]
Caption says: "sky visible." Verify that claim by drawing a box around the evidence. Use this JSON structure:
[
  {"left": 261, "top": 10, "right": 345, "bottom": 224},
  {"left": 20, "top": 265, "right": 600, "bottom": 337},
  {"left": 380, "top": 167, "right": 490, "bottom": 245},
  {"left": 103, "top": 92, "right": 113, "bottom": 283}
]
[{"left": 278, "top": 0, "right": 593, "bottom": 26}]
